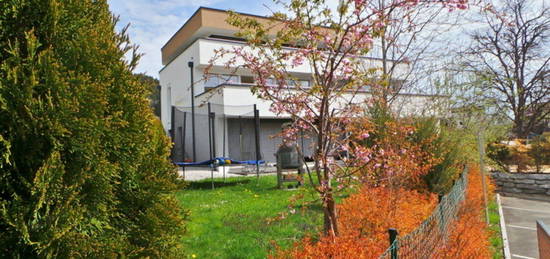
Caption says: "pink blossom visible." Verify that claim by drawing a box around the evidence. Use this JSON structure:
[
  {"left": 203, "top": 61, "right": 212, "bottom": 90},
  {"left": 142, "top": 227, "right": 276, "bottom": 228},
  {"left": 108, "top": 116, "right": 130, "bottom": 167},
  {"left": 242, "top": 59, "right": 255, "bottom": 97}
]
[{"left": 291, "top": 55, "right": 304, "bottom": 67}]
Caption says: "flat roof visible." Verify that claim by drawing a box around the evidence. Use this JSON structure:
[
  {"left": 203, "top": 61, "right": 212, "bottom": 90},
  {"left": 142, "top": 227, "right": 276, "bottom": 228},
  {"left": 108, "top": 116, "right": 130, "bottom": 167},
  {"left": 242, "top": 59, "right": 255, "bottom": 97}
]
[{"left": 161, "top": 7, "right": 284, "bottom": 66}]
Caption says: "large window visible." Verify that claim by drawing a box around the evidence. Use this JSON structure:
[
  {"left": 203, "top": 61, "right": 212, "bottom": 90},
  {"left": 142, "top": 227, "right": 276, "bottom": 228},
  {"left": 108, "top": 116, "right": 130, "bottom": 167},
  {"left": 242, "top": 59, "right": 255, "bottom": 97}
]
[
  {"left": 204, "top": 74, "right": 311, "bottom": 89},
  {"left": 286, "top": 79, "right": 310, "bottom": 87},
  {"left": 240, "top": 75, "right": 255, "bottom": 84},
  {"left": 265, "top": 78, "right": 310, "bottom": 87},
  {"left": 204, "top": 74, "right": 239, "bottom": 88}
]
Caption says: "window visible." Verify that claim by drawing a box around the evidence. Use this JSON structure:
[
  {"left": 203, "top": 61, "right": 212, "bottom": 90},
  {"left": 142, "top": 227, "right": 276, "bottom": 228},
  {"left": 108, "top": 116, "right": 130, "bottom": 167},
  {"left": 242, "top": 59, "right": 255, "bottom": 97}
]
[
  {"left": 286, "top": 79, "right": 310, "bottom": 88},
  {"left": 220, "top": 74, "right": 239, "bottom": 84},
  {"left": 266, "top": 78, "right": 277, "bottom": 86},
  {"left": 298, "top": 80, "right": 310, "bottom": 87},
  {"left": 204, "top": 74, "right": 239, "bottom": 88},
  {"left": 240, "top": 75, "right": 255, "bottom": 84},
  {"left": 390, "top": 79, "right": 405, "bottom": 91},
  {"left": 204, "top": 75, "right": 219, "bottom": 88}
]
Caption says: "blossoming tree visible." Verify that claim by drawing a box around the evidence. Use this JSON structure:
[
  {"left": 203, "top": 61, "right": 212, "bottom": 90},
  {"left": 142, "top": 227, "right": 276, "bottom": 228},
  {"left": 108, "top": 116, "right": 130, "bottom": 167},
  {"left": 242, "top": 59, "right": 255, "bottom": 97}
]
[{"left": 210, "top": 0, "right": 468, "bottom": 236}]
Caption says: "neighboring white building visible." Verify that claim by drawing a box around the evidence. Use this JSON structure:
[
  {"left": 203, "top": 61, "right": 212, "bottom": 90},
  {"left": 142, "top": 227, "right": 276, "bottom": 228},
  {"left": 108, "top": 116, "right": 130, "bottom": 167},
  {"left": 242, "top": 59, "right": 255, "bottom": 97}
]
[{"left": 160, "top": 7, "right": 444, "bottom": 163}]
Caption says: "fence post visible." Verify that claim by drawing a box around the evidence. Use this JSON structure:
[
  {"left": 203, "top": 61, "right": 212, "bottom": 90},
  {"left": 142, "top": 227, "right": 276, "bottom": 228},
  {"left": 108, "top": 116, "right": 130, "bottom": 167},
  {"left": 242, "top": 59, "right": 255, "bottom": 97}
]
[
  {"left": 170, "top": 106, "right": 176, "bottom": 161},
  {"left": 253, "top": 104, "right": 261, "bottom": 183},
  {"left": 208, "top": 102, "right": 214, "bottom": 190},
  {"left": 477, "top": 130, "right": 490, "bottom": 225},
  {"left": 439, "top": 195, "right": 447, "bottom": 235},
  {"left": 188, "top": 61, "right": 196, "bottom": 162},
  {"left": 388, "top": 228, "right": 398, "bottom": 259},
  {"left": 182, "top": 112, "right": 186, "bottom": 161}
]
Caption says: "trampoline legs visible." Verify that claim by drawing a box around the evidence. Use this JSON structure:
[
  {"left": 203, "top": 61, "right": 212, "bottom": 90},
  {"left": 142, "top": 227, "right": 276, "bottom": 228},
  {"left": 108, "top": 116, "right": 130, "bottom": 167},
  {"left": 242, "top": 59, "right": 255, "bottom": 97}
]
[{"left": 211, "top": 167, "right": 214, "bottom": 190}]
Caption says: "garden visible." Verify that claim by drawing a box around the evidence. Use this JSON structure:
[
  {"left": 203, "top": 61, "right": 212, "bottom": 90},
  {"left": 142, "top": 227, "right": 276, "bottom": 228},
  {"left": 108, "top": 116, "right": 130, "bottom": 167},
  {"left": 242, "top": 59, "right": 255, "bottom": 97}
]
[
  {"left": 487, "top": 134, "right": 550, "bottom": 174},
  {"left": 1, "top": 0, "right": 545, "bottom": 257},
  {"left": 176, "top": 112, "right": 505, "bottom": 258}
]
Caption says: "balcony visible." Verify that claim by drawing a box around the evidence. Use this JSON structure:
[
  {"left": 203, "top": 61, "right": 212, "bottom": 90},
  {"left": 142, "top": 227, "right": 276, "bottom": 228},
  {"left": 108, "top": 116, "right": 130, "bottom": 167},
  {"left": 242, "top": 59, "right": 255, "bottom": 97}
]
[{"left": 194, "top": 82, "right": 447, "bottom": 119}]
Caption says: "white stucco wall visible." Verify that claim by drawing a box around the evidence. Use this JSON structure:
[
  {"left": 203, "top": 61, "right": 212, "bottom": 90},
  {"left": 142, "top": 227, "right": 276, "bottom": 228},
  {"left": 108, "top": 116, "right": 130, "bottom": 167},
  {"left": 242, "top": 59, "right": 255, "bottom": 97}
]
[
  {"left": 160, "top": 36, "right": 445, "bottom": 162},
  {"left": 199, "top": 38, "right": 409, "bottom": 78},
  {"left": 160, "top": 37, "right": 415, "bottom": 131},
  {"left": 159, "top": 42, "right": 201, "bottom": 132}
]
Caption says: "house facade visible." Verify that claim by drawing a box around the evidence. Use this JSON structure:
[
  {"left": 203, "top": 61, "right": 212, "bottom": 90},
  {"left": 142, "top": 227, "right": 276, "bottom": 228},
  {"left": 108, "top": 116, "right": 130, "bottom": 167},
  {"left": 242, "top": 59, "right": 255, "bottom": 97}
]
[{"left": 159, "top": 7, "right": 443, "bottom": 163}]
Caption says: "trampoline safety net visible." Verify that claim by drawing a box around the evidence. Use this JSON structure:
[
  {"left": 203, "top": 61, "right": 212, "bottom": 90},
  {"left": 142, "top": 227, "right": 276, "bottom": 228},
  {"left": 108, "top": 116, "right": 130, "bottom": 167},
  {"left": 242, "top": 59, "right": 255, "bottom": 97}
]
[{"left": 170, "top": 103, "right": 261, "bottom": 163}]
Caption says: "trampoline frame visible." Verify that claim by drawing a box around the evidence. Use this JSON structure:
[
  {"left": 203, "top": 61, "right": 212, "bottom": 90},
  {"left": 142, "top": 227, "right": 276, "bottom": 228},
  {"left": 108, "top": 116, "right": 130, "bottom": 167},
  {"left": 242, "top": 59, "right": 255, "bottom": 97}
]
[{"left": 171, "top": 103, "right": 263, "bottom": 188}]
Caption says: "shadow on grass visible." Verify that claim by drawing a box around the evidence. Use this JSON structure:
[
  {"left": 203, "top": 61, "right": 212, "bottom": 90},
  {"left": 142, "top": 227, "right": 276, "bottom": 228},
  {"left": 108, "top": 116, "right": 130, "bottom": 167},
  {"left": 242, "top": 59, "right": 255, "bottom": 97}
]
[{"left": 185, "top": 179, "right": 252, "bottom": 190}]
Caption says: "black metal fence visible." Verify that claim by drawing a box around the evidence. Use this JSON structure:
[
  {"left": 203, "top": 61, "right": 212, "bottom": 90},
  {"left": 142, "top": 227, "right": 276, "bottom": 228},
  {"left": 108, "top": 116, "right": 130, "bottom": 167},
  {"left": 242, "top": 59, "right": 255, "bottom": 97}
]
[{"left": 379, "top": 165, "right": 470, "bottom": 259}]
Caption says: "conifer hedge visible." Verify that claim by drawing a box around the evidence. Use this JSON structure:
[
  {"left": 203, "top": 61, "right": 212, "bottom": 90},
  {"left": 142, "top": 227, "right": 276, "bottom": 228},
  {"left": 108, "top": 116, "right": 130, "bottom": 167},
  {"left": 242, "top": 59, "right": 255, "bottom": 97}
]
[{"left": 0, "top": 0, "right": 186, "bottom": 257}]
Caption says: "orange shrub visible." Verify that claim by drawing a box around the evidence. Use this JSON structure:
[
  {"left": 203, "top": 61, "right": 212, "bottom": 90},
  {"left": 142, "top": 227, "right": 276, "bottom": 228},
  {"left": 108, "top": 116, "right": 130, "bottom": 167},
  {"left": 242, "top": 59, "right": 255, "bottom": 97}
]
[
  {"left": 273, "top": 165, "right": 495, "bottom": 259},
  {"left": 273, "top": 187, "right": 437, "bottom": 259},
  {"left": 439, "top": 165, "right": 494, "bottom": 258},
  {"left": 347, "top": 118, "right": 438, "bottom": 190}
]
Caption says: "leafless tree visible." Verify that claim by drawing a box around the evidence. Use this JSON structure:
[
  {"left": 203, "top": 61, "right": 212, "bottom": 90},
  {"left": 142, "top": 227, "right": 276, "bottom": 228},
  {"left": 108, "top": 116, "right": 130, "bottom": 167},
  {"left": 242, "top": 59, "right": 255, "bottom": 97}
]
[
  {"left": 463, "top": 0, "right": 550, "bottom": 138},
  {"left": 367, "top": 0, "right": 462, "bottom": 108}
]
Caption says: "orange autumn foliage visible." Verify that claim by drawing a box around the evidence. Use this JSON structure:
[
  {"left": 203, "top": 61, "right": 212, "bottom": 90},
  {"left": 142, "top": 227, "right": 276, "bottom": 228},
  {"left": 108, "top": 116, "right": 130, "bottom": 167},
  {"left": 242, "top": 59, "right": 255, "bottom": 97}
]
[
  {"left": 273, "top": 188, "right": 437, "bottom": 259},
  {"left": 273, "top": 165, "right": 495, "bottom": 259},
  {"left": 439, "top": 165, "right": 494, "bottom": 258},
  {"left": 347, "top": 118, "right": 438, "bottom": 190}
]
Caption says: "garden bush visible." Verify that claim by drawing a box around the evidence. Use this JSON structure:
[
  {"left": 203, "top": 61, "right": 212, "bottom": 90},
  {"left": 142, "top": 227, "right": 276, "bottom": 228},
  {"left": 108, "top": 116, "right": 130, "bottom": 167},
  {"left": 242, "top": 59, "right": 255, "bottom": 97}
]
[
  {"left": 412, "top": 118, "right": 468, "bottom": 195},
  {"left": 509, "top": 142, "right": 534, "bottom": 173},
  {"left": 528, "top": 134, "right": 550, "bottom": 173},
  {"left": 349, "top": 115, "right": 435, "bottom": 190},
  {"left": 487, "top": 137, "right": 549, "bottom": 173},
  {"left": 439, "top": 165, "right": 493, "bottom": 258},
  {"left": 273, "top": 187, "right": 437, "bottom": 258},
  {"left": 361, "top": 106, "right": 469, "bottom": 194},
  {"left": 487, "top": 142, "right": 512, "bottom": 172},
  {"left": 0, "top": 0, "right": 186, "bottom": 257},
  {"left": 273, "top": 165, "right": 494, "bottom": 258}
]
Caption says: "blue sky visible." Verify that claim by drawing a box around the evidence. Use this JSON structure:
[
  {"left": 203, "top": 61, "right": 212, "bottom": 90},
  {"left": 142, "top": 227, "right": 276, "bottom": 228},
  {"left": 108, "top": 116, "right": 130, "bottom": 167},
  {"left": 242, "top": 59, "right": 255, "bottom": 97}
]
[{"left": 108, "top": 0, "right": 277, "bottom": 78}]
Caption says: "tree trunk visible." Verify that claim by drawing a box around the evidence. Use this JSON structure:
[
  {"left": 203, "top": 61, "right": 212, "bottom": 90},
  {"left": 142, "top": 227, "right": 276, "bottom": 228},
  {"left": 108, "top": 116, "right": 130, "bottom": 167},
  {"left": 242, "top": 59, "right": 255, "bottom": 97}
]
[
  {"left": 323, "top": 192, "right": 339, "bottom": 236},
  {"left": 514, "top": 116, "right": 528, "bottom": 139}
]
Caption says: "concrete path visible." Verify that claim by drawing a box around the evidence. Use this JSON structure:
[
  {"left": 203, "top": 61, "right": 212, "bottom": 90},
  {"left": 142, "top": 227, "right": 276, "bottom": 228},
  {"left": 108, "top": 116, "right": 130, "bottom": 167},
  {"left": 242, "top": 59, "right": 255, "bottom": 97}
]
[
  {"left": 500, "top": 196, "right": 550, "bottom": 259},
  {"left": 177, "top": 162, "right": 316, "bottom": 181},
  {"left": 177, "top": 165, "right": 277, "bottom": 181}
]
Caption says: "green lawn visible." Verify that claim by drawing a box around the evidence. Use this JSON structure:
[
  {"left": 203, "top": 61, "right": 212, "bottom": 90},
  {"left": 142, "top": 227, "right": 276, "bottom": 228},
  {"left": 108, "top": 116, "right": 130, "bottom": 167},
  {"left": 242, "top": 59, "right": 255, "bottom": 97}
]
[
  {"left": 488, "top": 198, "right": 504, "bottom": 259},
  {"left": 176, "top": 175, "right": 323, "bottom": 259}
]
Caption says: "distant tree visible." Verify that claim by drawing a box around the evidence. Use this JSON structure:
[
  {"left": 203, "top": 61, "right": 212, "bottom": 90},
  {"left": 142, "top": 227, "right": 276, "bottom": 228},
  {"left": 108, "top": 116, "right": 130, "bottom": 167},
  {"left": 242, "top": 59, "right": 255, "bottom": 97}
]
[
  {"left": 135, "top": 73, "right": 161, "bottom": 117},
  {"left": 0, "top": 0, "right": 185, "bottom": 257},
  {"left": 369, "top": 0, "right": 461, "bottom": 107},
  {"left": 463, "top": 0, "right": 550, "bottom": 138}
]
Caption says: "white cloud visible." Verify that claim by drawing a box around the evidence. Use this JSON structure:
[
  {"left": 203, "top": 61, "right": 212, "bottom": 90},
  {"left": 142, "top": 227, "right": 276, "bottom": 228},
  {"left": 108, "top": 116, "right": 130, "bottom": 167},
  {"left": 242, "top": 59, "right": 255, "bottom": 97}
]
[
  {"left": 108, "top": 0, "right": 283, "bottom": 78},
  {"left": 108, "top": 0, "right": 223, "bottom": 78}
]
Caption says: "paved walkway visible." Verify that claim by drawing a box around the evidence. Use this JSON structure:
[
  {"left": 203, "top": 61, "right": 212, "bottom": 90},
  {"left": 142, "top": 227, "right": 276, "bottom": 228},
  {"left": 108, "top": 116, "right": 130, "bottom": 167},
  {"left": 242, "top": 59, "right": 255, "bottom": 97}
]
[
  {"left": 501, "top": 196, "right": 550, "bottom": 259},
  {"left": 177, "top": 165, "right": 277, "bottom": 181}
]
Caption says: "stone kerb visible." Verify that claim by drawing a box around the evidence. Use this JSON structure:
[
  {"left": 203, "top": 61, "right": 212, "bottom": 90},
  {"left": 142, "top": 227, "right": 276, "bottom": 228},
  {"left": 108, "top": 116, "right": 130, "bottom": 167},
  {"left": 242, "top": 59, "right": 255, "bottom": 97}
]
[{"left": 491, "top": 172, "right": 550, "bottom": 201}]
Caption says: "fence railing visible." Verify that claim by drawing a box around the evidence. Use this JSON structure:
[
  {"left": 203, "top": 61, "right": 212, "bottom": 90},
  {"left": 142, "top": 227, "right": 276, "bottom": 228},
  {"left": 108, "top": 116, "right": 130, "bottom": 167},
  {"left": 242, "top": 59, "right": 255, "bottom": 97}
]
[
  {"left": 538, "top": 220, "right": 550, "bottom": 259},
  {"left": 379, "top": 165, "right": 470, "bottom": 259}
]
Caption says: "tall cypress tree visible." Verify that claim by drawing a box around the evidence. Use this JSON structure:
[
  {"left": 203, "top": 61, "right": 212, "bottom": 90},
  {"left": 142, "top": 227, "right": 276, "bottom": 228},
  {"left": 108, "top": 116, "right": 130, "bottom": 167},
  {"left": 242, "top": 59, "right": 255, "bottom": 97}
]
[{"left": 0, "top": 0, "right": 186, "bottom": 257}]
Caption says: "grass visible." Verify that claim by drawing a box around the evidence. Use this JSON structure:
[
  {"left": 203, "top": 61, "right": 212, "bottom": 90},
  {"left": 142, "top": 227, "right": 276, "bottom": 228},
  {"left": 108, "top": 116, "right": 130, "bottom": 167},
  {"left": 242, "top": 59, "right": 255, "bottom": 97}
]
[
  {"left": 488, "top": 197, "right": 504, "bottom": 259},
  {"left": 176, "top": 175, "right": 323, "bottom": 259}
]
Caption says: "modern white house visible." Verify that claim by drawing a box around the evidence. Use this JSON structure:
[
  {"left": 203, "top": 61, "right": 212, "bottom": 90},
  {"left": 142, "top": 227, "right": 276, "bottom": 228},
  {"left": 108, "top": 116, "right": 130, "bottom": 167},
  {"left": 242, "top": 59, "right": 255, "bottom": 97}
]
[{"left": 159, "top": 7, "right": 444, "bottom": 163}]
